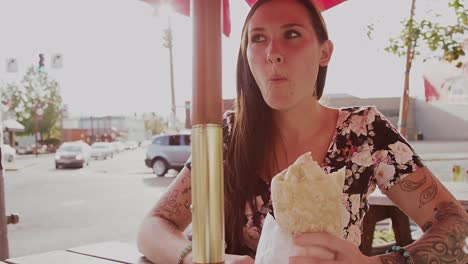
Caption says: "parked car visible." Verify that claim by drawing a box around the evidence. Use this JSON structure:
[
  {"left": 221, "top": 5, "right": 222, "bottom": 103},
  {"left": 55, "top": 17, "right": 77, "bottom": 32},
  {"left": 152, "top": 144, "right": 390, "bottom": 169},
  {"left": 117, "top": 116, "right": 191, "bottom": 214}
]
[
  {"left": 111, "top": 141, "right": 125, "bottom": 153},
  {"left": 55, "top": 141, "right": 91, "bottom": 169},
  {"left": 16, "top": 145, "right": 33, "bottom": 155},
  {"left": 145, "top": 133, "right": 191, "bottom": 176},
  {"left": 124, "top": 141, "right": 138, "bottom": 150},
  {"left": 1, "top": 144, "right": 16, "bottom": 162},
  {"left": 90, "top": 142, "right": 114, "bottom": 160}
]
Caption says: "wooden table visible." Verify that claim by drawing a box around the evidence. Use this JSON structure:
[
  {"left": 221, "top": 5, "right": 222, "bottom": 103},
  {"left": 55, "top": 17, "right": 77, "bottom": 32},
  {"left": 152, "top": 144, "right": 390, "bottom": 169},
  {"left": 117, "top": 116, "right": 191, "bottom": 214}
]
[
  {"left": 4, "top": 242, "right": 151, "bottom": 264},
  {"left": 360, "top": 181, "right": 468, "bottom": 256},
  {"left": 4, "top": 183, "right": 467, "bottom": 262}
]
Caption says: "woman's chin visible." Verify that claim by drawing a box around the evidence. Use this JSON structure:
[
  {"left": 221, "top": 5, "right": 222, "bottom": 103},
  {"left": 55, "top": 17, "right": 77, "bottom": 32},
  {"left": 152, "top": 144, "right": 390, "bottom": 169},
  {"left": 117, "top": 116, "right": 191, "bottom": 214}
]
[{"left": 265, "top": 100, "right": 294, "bottom": 112}]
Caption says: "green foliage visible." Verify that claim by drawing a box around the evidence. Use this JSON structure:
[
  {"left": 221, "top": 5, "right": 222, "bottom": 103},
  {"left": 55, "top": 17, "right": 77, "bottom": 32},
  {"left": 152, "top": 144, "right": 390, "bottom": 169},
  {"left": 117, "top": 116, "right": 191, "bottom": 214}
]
[
  {"left": 373, "top": 229, "right": 396, "bottom": 246},
  {"left": 144, "top": 112, "right": 168, "bottom": 135},
  {"left": 0, "top": 66, "right": 63, "bottom": 139},
  {"left": 368, "top": 0, "right": 467, "bottom": 67},
  {"left": 41, "top": 137, "right": 62, "bottom": 148}
]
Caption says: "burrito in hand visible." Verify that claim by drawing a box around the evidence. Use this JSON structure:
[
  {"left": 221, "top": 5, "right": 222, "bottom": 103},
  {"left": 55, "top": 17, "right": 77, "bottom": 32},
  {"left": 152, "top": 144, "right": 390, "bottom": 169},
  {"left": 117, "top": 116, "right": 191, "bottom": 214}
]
[
  {"left": 271, "top": 152, "right": 346, "bottom": 236},
  {"left": 255, "top": 152, "right": 346, "bottom": 263}
]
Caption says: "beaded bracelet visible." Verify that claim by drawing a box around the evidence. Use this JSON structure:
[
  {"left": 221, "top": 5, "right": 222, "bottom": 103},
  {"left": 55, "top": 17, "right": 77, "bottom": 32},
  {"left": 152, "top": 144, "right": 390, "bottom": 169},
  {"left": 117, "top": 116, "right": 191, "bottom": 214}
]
[
  {"left": 177, "top": 243, "right": 192, "bottom": 264},
  {"left": 385, "top": 245, "right": 414, "bottom": 264}
]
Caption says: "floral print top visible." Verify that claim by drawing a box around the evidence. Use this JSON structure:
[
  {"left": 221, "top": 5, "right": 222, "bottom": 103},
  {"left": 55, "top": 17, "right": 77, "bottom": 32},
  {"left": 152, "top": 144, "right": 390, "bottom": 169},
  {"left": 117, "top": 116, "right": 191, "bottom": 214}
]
[{"left": 186, "top": 106, "right": 424, "bottom": 257}]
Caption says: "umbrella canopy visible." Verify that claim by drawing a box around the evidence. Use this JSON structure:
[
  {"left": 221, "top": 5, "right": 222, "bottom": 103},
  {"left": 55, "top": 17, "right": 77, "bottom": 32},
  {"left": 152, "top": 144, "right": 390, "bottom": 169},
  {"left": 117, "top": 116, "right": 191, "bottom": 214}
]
[
  {"left": 2, "top": 119, "right": 25, "bottom": 132},
  {"left": 142, "top": 0, "right": 346, "bottom": 36},
  {"left": 245, "top": 0, "right": 346, "bottom": 11}
]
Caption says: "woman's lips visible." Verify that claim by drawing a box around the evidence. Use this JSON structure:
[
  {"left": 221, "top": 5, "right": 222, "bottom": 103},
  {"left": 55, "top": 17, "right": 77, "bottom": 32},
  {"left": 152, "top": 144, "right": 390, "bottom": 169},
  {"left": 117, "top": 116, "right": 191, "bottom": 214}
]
[{"left": 268, "top": 75, "right": 288, "bottom": 83}]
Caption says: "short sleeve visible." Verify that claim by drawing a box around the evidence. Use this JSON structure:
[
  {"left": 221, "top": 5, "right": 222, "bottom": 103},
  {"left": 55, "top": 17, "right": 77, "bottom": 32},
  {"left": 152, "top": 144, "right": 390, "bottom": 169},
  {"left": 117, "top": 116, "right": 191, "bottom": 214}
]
[
  {"left": 184, "top": 110, "right": 235, "bottom": 171},
  {"left": 368, "top": 107, "right": 424, "bottom": 192}
]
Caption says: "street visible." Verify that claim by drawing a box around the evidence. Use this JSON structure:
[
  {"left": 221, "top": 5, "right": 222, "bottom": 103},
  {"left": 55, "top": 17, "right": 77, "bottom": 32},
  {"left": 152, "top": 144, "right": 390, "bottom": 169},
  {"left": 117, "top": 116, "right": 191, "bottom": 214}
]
[
  {"left": 4, "top": 148, "right": 175, "bottom": 257},
  {"left": 3, "top": 142, "right": 468, "bottom": 258}
]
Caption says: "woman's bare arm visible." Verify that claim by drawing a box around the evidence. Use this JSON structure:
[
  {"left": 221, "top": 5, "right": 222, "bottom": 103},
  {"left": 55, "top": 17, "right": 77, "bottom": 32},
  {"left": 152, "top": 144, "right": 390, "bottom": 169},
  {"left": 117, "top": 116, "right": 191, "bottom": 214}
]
[
  {"left": 137, "top": 167, "right": 193, "bottom": 264},
  {"left": 370, "top": 167, "right": 468, "bottom": 263}
]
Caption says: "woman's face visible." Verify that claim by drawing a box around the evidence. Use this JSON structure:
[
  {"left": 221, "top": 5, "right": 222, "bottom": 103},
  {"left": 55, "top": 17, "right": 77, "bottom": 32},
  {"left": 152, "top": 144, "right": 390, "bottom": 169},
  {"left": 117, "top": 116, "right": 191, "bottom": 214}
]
[{"left": 246, "top": 0, "right": 332, "bottom": 111}]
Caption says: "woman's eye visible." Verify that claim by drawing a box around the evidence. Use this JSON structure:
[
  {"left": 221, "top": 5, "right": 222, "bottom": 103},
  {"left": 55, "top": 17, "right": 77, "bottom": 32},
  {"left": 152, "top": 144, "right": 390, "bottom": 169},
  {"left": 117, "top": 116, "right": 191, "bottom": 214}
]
[
  {"left": 250, "top": 34, "right": 266, "bottom": 43},
  {"left": 284, "top": 30, "right": 300, "bottom": 39}
]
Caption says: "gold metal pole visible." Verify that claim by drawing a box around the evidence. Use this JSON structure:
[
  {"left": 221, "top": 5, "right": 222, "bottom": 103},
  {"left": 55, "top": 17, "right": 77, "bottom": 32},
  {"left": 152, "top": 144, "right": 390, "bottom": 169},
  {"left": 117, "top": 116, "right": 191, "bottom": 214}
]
[
  {"left": 191, "top": 125, "right": 224, "bottom": 264},
  {"left": 191, "top": 0, "right": 224, "bottom": 263}
]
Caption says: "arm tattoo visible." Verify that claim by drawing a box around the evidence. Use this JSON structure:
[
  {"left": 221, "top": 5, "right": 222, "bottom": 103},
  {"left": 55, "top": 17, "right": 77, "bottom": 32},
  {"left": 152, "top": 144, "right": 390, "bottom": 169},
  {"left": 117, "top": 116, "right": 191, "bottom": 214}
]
[
  {"left": 419, "top": 176, "right": 437, "bottom": 208},
  {"left": 184, "top": 200, "right": 191, "bottom": 210},
  {"left": 379, "top": 201, "right": 468, "bottom": 264},
  {"left": 398, "top": 168, "right": 438, "bottom": 208},
  {"left": 380, "top": 253, "right": 405, "bottom": 264},
  {"left": 422, "top": 220, "right": 433, "bottom": 232},
  {"left": 152, "top": 190, "right": 183, "bottom": 218},
  {"left": 399, "top": 173, "right": 426, "bottom": 191},
  {"left": 182, "top": 187, "right": 191, "bottom": 195},
  {"left": 181, "top": 169, "right": 191, "bottom": 184}
]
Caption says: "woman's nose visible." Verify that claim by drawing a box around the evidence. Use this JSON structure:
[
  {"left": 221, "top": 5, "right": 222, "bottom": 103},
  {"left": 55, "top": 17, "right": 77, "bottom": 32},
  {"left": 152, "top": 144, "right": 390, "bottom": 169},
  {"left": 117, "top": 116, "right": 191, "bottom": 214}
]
[
  {"left": 267, "top": 53, "right": 284, "bottom": 64},
  {"left": 266, "top": 41, "right": 284, "bottom": 64}
]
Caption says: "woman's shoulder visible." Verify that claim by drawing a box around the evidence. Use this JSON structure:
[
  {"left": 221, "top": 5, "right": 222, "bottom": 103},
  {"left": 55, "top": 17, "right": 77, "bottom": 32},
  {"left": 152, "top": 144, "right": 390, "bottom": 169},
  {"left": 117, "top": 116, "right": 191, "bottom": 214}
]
[
  {"left": 336, "top": 105, "right": 383, "bottom": 125},
  {"left": 339, "top": 105, "right": 379, "bottom": 116}
]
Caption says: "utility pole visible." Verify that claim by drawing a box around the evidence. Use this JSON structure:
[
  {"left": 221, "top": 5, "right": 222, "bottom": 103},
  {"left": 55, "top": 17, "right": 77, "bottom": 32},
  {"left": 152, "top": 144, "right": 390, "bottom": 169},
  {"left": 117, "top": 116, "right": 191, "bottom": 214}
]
[
  {"left": 90, "top": 116, "right": 94, "bottom": 143},
  {"left": 34, "top": 54, "right": 45, "bottom": 156},
  {"left": 398, "top": 0, "right": 416, "bottom": 138},
  {"left": 163, "top": 16, "right": 176, "bottom": 129},
  {"left": 34, "top": 105, "right": 39, "bottom": 157}
]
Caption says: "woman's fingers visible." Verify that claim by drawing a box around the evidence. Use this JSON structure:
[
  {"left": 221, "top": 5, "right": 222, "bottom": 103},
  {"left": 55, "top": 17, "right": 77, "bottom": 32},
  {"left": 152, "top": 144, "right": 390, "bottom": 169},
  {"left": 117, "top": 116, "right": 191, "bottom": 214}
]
[
  {"left": 293, "top": 232, "right": 348, "bottom": 254},
  {"left": 290, "top": 245, "right": 335, "bottom": 260},
  {"left": 289, "top": 256, "right": 339, "bottom": 264}
]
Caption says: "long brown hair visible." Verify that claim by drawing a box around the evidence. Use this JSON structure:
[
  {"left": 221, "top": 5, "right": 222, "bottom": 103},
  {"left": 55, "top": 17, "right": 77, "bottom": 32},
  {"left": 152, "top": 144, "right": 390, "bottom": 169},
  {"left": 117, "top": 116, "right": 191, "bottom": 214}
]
[{"left": 224, "top": 0, "right": 330, "bottom": 254}]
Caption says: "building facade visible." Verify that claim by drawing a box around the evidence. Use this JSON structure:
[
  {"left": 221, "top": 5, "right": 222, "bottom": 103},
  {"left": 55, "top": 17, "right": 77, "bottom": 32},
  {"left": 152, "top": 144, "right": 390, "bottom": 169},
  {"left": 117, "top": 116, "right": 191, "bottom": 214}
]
[
  {"left": 62, "top": 116, "right": 146, "bottom": 144},
  {"left": 185, "top": 94, "right": 468, "bottom": 141}
]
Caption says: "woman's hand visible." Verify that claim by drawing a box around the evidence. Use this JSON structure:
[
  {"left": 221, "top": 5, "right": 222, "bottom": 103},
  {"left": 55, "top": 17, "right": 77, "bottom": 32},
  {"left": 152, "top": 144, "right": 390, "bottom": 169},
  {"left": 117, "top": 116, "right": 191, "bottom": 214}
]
[
  {"left": 289, "top": 232, "right": 371, "bottom": 264},
  {"left": 225, "top": 254, "right": 255, "bottom": 264}
]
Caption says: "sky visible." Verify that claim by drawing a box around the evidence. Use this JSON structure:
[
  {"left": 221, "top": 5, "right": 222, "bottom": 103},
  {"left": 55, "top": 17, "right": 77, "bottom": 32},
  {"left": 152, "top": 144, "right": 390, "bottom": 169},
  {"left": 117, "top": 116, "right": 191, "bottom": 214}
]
[{"left": 0, "top": 0, "right": 459, "bottom": 121}]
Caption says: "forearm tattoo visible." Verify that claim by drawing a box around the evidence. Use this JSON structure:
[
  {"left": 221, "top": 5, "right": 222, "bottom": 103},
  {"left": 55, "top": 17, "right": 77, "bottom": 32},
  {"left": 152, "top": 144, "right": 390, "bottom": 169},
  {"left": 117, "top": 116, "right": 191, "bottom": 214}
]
[
  {"left": 379, "top": 201, "right": 468, "bottom": 263},
  {"left": 152, "top": 190, "right": 183, "bottom": 217},
  {"left": 398, "top": 167, "right": 438, "bottom": 208},
  {"left": 152, "top": 170, "right": 192, "bottom": 219}
]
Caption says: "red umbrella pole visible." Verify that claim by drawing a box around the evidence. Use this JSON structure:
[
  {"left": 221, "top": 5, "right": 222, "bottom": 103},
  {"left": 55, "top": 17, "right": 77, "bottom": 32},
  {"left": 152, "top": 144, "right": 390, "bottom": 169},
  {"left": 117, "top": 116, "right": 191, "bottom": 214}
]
[
  {"left": 0, "top": 139, "right": 9, "bottom": 260},
  {"left": 191, "top": 1, "right": 224, "bottom": 264}
]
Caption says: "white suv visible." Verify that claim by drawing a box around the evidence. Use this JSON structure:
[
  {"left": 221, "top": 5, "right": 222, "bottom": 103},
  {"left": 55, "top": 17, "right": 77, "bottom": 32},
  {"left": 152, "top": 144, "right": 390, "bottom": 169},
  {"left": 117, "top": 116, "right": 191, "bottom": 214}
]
[{"left": 145, "top": 133, "right": 191, "bottom": 176}]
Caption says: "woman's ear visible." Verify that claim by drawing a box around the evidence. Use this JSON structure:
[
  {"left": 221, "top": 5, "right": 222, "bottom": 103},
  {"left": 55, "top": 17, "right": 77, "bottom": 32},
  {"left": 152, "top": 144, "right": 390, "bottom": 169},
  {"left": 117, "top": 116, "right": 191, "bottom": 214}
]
[{"left": 319, "top": 40, "right": 334, "bottom": 67}]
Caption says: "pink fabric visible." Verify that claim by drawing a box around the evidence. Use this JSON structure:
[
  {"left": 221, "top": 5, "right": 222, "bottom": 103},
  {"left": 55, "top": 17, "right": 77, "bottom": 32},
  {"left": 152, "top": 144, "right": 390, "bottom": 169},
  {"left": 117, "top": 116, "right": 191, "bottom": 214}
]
[
  {"left": 245, "top": 0, "right": 347, "bottom": 11},
  {"left": 143, "top": 0, "right": 346, "bottom": 37}
]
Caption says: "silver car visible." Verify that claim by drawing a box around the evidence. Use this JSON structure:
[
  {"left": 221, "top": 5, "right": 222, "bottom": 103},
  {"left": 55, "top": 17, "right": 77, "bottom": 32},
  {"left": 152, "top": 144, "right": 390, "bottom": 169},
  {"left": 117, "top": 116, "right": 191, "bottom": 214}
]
[
  {"left": 90, "top": 142, "right": 114, "bottom": 160},
  {"left": 55, "top": 141, "right": 91, "bottom": 169},
  {"left": 145, "top": 133, "right": 191, "bottom": 176}
]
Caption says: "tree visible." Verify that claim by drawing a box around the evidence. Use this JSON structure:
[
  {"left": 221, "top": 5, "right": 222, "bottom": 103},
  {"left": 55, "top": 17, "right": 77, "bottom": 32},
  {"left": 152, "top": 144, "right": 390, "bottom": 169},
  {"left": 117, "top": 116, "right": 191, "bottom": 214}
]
[
  {"left": 144, "top": 112, "right": 168, "bottom": 135},
  {"left": 367, "top": 0, "right": 467, "bottom": 137},
  {"left": 0, "top": 66, "right": 63, "bottom": 140},
  {"left": 385, "top": 0, "right": 466, "bottom": 66}
]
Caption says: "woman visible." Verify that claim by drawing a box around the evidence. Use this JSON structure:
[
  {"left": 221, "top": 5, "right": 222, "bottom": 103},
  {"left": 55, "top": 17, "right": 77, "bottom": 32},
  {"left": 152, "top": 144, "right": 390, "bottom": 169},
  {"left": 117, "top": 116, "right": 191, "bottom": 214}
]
[{"left": 137, "top": 0, "right": 468, "bottom": 263}]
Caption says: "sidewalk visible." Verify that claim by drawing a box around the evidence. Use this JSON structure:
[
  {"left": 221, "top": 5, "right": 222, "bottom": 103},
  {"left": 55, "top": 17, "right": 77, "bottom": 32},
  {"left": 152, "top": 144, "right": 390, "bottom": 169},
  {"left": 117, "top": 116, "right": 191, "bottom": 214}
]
[
  {"left": 3, "top": 154, "right": 53, "bottom": 171},
  {"left": 409, "top": 140, "right": 468, "bottom": 161}
]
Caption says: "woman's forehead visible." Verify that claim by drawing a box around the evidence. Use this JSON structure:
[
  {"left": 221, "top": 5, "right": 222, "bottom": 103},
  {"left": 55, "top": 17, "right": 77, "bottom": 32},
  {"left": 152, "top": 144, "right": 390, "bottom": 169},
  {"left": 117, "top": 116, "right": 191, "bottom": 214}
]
[{"left": 248, "top": 1, "right": 311, "bottom": 30}]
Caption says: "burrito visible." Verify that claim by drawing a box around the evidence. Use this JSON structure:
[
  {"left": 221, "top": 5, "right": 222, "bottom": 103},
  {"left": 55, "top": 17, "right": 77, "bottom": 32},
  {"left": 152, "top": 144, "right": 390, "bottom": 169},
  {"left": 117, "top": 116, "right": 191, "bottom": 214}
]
[{"left": 271, "top": 152, "right": 346, "bottom": 237}]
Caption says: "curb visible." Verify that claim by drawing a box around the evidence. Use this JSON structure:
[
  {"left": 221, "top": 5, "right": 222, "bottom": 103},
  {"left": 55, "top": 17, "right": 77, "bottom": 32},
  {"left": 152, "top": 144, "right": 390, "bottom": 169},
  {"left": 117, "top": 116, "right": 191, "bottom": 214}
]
[
  {"left": 421, "top": 154, "right": 468, "bottom": 162},
  {"left": 3, "top": 163, "right": 38, "bottom": 172}
]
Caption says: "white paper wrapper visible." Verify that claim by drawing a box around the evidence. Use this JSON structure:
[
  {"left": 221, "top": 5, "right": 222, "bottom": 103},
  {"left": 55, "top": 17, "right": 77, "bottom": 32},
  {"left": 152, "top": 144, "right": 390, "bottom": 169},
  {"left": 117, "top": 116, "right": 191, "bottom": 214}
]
[
  {"left": 255, "top": 153, "right": 347, "bottom": 263},
  {"left": 255, "top": 213, "right": 293, "bottom": 264}
]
